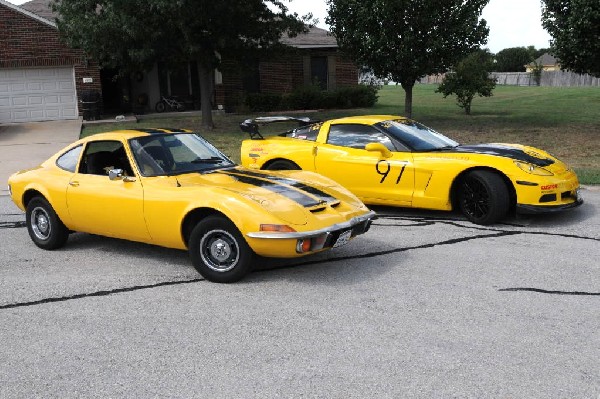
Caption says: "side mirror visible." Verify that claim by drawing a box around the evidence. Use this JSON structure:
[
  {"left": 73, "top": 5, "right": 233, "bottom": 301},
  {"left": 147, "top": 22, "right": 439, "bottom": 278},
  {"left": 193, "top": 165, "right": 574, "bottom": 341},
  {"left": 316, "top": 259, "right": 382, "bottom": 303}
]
[
  {"left": 365, "top": 142, "right": 392, "bottom": 158},
  {"left": 108, "top": 169, "right": 136, "bottom": 182}
]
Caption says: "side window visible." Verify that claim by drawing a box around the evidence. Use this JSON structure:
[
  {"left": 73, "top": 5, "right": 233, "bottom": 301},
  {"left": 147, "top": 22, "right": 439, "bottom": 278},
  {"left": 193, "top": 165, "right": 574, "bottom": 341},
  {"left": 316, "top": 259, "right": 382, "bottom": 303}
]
[
  {"left": 56, "top": 145, "right": 83, "bottom": 172},
  {"left": 79, "top": 140, "right": 134, "bottom": 176},
  {"left": 326, "top": 124, "right": 396, "bottom": 151}
]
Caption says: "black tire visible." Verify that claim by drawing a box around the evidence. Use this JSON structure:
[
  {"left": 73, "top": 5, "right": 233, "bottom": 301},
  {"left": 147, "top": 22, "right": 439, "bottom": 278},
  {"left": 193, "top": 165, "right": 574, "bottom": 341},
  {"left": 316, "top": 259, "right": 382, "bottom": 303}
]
[
  {"left": 265, "top": 159, "right": 300, "bottom": 171},
  {"left": 458, "top": 170, "right": 510, "bottom": 225},
  {"left": 25, "top": 197, "right": 69, "bottom": 250},
  {"left": 188, "top": 215, "right": 255, "bottom": 283},
  {"left": 155, "top": 101, "right": 166, "bottom": 113},
  {"left": 176, "top": 103, "right": 186, "bottom": 112}
]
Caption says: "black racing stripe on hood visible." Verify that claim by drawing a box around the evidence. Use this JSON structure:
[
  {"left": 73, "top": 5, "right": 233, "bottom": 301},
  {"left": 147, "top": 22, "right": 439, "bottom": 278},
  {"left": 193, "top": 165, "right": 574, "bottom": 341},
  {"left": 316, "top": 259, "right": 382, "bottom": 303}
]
[
  {"left": 445, "top": 144, "right": 554, "bottom": 167},
  {"left": 217, "top": 171, "right": 325, "bottom": 208},
  {"left": 227, "top": 169, "right": 338, "bottom": 204}
]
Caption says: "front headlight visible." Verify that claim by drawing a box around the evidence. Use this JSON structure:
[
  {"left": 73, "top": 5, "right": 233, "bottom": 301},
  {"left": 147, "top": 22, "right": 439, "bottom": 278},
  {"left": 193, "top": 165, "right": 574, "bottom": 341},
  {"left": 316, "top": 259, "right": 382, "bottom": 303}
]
[{"left": 514, "top": 161, "right": 553, "bottom": 176}]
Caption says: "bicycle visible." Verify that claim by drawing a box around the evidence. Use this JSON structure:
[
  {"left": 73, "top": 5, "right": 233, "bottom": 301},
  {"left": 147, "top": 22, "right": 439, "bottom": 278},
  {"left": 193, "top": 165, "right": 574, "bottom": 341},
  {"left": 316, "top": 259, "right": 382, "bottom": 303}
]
[{"left": 155, "top": 95, "right": 186, "bottom": 113}]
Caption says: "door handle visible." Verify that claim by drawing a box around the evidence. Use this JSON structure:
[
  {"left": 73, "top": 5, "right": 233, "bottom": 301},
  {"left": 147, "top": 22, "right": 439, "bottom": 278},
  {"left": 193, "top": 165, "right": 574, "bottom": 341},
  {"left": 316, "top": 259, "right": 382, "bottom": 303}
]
[{"left": 69, "top": 181, "right": 79, "bottom": 187}]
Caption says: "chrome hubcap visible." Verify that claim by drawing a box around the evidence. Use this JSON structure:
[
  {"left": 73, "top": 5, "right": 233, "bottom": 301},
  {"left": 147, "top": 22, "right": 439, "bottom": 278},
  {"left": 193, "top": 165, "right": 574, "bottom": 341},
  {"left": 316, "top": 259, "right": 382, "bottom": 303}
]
[
  {"left": 210, "top": 239, "right": 232, "bottom": 262},
  {"left": 31, "top": 207, "right": 51, "bottom": 240},
  {"left": 200, "top": 229, "right": 239, "bottom": 272}
]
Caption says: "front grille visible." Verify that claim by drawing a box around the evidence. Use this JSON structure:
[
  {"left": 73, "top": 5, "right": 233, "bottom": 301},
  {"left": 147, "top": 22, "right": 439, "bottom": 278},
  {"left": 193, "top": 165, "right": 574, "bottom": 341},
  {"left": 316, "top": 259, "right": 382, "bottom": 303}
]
[
  {"left": 539, "top": 194, "right": 557, "bottom": 203},
  {"left": 561, "top": 191, "right": 575, "bottom": 200}
]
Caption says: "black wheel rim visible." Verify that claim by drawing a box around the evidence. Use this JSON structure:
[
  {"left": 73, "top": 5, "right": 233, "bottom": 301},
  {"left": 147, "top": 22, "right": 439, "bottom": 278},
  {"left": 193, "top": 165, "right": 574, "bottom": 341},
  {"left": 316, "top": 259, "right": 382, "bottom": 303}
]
[
  {"left": 199, "top": 229, "right": 239, "bottom": 272},
  {"left": 461, "top": 177, "right": 490, "bottom": 220},
  {"left": 30, "top": 206, "right": 51, "bottom": 241}
]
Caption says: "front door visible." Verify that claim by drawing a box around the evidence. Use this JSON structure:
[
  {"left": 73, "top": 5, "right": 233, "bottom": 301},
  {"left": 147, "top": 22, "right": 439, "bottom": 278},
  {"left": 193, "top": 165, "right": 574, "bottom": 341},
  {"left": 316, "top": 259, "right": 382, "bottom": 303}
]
[
  {"left": 314, "top": 123, "right": 414, "bottom": 205},
  {"left": 66, "top": 140, "right": 150, "bottom": 241}
]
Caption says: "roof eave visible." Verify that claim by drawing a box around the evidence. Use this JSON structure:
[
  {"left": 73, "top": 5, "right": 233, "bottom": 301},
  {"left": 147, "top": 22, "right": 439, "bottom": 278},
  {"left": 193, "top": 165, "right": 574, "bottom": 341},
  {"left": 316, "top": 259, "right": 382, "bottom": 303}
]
[{"left": 0, "top": 0, "right": 57, "bottom": 28}]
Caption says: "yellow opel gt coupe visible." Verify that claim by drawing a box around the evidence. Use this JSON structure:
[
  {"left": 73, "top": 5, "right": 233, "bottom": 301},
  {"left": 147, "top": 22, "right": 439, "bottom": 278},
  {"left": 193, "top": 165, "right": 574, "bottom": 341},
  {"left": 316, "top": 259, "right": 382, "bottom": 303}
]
[
  {"left": 8, "top": 129, "right": 375, "bottom": 283},
  {"left": 240, "top": 115, "right": 582, "bottom": 225}
]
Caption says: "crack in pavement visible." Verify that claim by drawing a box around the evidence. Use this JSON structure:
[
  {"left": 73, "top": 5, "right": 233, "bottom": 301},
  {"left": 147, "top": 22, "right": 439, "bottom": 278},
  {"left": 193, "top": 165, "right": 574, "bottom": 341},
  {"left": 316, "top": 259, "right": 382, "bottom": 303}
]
[
  {"left": 1, "top": 214, "right": 597, "bottom": 310},
  {"left": 0, "top": 278, "right": 204, "bottom": 310},
  {"left": 499, "top": 288, "right": 600, "bottom": 296},
  {"left": 0, "top": 221, "right": 26, "bottom": 229}
]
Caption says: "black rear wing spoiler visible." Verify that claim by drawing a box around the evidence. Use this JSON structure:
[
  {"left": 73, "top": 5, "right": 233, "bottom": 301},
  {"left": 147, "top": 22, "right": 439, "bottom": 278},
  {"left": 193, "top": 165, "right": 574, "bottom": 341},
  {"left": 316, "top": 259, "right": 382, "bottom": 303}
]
[{"left": 239, "top": 116, "right": 320, "bottom": 140}]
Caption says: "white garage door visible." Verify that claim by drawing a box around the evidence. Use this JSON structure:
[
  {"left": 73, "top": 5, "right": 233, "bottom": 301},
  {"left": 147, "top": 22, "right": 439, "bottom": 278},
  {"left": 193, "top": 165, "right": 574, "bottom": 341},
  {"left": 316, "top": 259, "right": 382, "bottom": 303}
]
[{"left": 0, "top": 67, "right": 78, "bottom": 123}]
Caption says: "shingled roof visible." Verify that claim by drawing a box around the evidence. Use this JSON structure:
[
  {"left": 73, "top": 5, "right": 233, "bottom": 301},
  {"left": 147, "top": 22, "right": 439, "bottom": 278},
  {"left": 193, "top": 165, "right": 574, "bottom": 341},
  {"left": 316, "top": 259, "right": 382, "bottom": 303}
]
[
  {"left": 19, "top": 0, "right": 56, "bottom": 21},
  {"left": 280, "top": 26, "right": 338, "bottom": 49}
]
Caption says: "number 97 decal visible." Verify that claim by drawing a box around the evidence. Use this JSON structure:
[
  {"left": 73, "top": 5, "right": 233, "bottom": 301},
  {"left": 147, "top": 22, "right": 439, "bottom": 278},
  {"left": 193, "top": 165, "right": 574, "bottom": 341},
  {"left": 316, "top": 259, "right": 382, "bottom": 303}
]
[{"left": 376, "top": 160, "right": 407, "bottom": 184}]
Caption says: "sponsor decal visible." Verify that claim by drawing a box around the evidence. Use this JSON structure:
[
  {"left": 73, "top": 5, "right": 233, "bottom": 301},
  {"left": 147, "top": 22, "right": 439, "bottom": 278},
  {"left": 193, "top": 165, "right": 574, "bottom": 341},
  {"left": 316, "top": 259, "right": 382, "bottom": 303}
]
[{"left": 541, "top": 184, "right": 558, "bottom": 190}]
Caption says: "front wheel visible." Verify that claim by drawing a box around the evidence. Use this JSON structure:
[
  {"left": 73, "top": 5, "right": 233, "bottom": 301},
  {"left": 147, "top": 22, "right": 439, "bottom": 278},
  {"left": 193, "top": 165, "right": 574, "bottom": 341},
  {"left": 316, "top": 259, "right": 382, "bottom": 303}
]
[
  {"left": 458, "top": 170, "right": 510, "bottom": 225},
  {"left": 189, "top": 216, "right": 255, "bottom": 283},
  {"left": 25, "top": 197, "right": 69, "bottom": 250},
  {"left": 265, "top": 160, "right": 300, "bottom": 171},
  {"left": 155, "top": 101, "right": 166, "bottom": 113},
  {"left": 176, "top": 103, "right": 186, "bottom": 112}
]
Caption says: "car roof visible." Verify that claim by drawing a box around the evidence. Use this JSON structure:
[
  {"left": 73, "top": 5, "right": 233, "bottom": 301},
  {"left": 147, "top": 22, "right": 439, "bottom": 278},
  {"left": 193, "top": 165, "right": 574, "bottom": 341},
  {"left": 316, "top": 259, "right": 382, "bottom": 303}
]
[
  {"left": 85, "top": 128, "right": 192, "bottom": 141},
  {"left": 328, "top": 115, "right": 408, "bottom": 125}
]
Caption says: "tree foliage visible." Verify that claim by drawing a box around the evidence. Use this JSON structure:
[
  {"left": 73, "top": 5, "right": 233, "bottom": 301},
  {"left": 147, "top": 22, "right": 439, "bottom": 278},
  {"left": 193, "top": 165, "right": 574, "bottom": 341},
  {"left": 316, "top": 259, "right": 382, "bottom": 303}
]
[
  {"left": 436, "top": 50, "right": 496, "bottom": 115},
  {"left": 326, "top": 0, "right": 489, "bottom": 118},
  {"left": 51, "top": 0, "right": 308, "bottom": 128},
  {"left": 494, "top": 47, "right": 534, "bottom": 72},
  {"left": 541, "top": 0, "right": 600, "bottom": 77}
]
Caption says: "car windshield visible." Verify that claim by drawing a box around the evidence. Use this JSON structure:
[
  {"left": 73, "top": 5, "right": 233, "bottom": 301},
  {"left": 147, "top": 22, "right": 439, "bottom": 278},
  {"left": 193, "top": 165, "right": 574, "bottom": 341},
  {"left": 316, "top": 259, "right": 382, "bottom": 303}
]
[
  {"left": 376, "top": 119, "right": 459, "bottom": 151},
  {"left": 130, "top": 133, "right": 235, "bottom": 176}
]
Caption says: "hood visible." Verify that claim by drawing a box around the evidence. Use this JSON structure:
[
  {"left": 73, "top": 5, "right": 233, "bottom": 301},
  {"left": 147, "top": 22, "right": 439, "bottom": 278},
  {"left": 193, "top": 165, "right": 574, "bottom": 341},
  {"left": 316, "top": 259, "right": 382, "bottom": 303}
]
[
  {"left": 444, "top": 143, "right": 555, "bottom": 167},
  {"left": 174, "top": 167, "right": 343, "bottom": 225}
]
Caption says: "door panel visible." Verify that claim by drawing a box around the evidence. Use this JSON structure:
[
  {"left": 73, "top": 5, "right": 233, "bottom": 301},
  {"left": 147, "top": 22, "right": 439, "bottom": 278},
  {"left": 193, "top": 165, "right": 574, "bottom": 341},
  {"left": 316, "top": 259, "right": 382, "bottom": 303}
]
[{"left": 66, "top": 174, "right": 149, "bottom": 241}]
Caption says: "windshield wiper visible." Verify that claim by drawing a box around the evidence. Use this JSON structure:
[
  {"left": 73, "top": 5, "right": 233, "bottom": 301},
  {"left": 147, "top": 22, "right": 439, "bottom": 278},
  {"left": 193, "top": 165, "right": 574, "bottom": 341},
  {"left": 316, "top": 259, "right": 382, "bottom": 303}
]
[{"left": 191, "top": 157, "right": 226, "bottom": 164}]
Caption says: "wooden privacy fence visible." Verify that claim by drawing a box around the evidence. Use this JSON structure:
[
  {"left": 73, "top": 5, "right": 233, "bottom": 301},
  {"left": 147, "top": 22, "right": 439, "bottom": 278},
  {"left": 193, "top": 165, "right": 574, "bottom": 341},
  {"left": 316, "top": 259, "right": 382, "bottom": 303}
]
[{"left": 421, "top": 71, "right": 600, "bottom": 87}]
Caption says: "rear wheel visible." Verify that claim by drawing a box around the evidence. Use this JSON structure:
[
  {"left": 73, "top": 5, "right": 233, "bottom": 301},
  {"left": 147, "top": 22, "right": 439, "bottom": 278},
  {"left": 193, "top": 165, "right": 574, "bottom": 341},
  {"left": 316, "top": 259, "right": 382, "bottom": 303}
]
[
  {"left": 189, "top": 216, "right": 254, "bottom": 283},
  {"left": 458, "top": 170, "right": 510, "bottom": 225},
  {"left": 25, "top": 197, "right": 69, "bottom": 250},
  {"left": 265, "top": 160, "right": 300, "bottom": 171},
  {"left": 155, "top": 101, "right": 166, "bottom": 113}
]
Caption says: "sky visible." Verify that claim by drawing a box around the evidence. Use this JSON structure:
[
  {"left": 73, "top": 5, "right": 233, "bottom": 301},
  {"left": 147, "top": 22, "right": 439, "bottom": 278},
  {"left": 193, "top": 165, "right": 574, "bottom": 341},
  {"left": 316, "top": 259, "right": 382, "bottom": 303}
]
[
  {"left": 6, "top": 0, "right": 552, "bottom": 53},
  {"left": 284, "top": 0, "right": 552, "bottom": 53}
]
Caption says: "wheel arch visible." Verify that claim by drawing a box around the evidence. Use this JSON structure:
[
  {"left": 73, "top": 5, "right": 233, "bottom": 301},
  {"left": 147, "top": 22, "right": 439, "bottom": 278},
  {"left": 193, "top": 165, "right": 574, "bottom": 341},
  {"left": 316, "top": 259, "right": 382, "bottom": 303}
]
[
  {"left": 181, "top": 207, "right": 229, "bottom": 248},
  {"left": 261, "top": 158, "right": 301, "bottom": 170},
  {"left": 22, "top": 188, "right": 48, "bottom": 209},
  {"left": 450, "top": 166, "right": 516, "bottom": 211}
]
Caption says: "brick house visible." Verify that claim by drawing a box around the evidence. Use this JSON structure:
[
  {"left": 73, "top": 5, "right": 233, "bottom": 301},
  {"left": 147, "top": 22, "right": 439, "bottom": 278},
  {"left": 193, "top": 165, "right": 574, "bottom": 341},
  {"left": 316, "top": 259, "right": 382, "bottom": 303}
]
[{"left": 1, "top": 0, "right": 358, "bottom": 122}]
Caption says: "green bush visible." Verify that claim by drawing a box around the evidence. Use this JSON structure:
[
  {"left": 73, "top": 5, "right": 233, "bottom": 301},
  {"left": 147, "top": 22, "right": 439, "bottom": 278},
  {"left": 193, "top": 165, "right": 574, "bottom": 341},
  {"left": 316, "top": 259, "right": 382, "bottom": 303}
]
[
  {"left": 243, "top": 84, "right": 379, "bottom": 112},
  {"left": 245, "top": 93, "right": 282, "bottom": 112}
]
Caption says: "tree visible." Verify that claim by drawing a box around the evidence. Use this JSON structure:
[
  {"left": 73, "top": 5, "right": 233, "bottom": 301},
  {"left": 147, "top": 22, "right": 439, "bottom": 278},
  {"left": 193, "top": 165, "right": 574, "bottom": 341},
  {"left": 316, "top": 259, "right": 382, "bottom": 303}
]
[
  {"left": 494, "top": 47, "right": 534, "bottom": 72},
  {"left": 51, "top": 0, "right": 307, "bottom": 129},
  {"left": 541, "top": 0, "right": 600, "bottom": 77},
  {"left": 436, "top": 50, "right": 496, "bottom": 115},
  {"left": 326, "top": 0, "right": 489, "bottom": 118}
]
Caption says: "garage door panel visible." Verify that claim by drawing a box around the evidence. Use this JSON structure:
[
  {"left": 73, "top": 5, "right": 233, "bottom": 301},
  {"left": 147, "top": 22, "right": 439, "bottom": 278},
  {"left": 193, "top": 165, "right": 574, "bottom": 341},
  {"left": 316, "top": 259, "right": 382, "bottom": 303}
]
[{"left": 0, "top": 67, "right": 78, "bottom": 123}]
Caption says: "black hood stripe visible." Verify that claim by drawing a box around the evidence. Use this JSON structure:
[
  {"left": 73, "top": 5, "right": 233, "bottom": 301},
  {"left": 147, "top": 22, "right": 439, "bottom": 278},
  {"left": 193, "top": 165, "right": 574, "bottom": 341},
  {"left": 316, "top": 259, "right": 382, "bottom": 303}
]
[
  {"left": 217, "top": 170, "right": 330, "bottom": 208},
  {"left": 444, "top": 144, "right": 555, "bottom": 167},
  {"left": 229, "top": 169, "right": 338, "bottom": 203}
]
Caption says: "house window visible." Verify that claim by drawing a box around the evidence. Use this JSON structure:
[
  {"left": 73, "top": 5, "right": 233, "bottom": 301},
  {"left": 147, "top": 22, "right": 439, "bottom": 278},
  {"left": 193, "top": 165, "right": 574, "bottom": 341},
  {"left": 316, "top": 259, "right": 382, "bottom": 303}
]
[{"left": 311, "top": 56, "right": 328, "bottom": 89}]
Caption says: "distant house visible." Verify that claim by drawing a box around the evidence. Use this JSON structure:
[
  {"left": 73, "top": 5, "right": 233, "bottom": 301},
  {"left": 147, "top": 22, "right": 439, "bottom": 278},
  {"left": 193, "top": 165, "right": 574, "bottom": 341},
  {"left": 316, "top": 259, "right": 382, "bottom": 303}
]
[
  {"left": 1, "top": 0, "right": 358, "bottom": 123},
  {"left": 526, "top": 53, "right": 561, "bottom": 72}
]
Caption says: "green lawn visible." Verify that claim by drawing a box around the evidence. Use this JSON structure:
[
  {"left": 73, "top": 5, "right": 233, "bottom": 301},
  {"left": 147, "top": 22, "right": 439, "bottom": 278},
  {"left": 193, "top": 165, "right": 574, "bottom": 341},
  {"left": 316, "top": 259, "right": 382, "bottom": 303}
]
[{"left": 82, "top": 84, "right": 600, "bottom": 183}]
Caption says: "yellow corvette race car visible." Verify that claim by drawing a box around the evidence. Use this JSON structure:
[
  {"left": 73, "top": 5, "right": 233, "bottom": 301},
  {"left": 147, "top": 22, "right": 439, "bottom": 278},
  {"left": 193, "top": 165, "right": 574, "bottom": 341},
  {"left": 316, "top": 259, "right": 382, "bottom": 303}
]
[
  {"left": 240, "top": 115, "right": 583, "bottom": 225},
  {"left": 7, "top": 129, "right": 374, "bottom": 283}
]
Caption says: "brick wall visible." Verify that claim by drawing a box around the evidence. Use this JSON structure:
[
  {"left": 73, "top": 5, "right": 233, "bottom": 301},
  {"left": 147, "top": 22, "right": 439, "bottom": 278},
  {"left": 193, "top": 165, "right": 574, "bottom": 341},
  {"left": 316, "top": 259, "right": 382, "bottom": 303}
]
[
  {"left": 0, "top": 4, "right": 102, "bottom": 115},
  {"left": 215, "top": 49, "right": 359, "bottom": 109}
]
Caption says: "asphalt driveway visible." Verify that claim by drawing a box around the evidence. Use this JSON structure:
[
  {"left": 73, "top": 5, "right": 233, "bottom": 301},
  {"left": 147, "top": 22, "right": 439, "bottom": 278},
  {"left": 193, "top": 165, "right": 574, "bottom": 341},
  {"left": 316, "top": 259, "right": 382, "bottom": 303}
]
[{"left": 0, "top": 119, "right": 82, "bottom": 195}]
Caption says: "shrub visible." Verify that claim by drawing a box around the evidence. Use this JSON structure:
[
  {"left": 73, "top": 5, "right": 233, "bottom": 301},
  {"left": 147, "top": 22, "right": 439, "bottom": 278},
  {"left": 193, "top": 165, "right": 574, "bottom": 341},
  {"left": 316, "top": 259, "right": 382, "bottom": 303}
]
[{"left": 243, "top": 84, "right": 379, "bottom": 112}]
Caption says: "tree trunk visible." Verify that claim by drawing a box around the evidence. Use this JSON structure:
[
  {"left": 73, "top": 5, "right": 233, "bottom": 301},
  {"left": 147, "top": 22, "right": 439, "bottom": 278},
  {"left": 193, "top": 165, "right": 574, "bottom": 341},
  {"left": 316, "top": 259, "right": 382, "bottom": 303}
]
[
  {"left": 400, "top": 81, "right": 414, "bottom": 118},
  {"left": 198, "top": 64, "right": 215, "bottom": 130}
]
